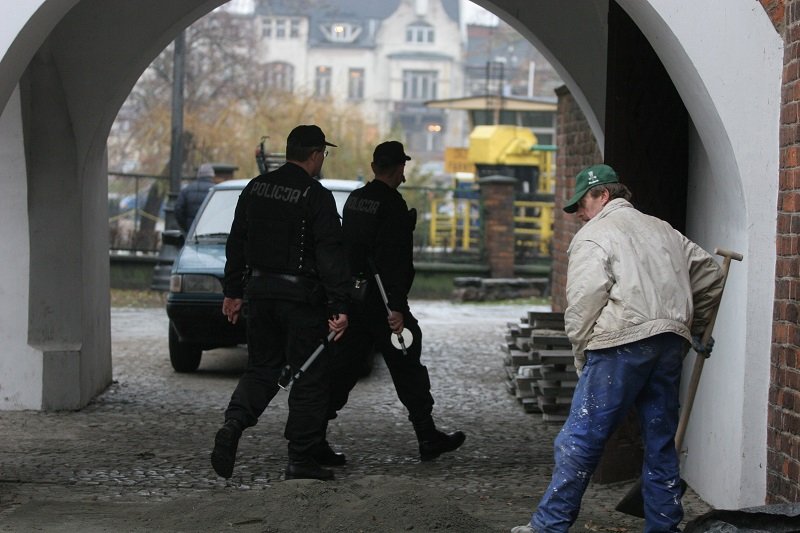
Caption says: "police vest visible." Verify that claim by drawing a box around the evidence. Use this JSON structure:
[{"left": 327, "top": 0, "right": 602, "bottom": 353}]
[{"left": 244, "top": 179, "right": 317, "bottom": 276}]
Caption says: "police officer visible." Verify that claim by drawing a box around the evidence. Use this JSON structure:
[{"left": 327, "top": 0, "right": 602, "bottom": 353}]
[
  {"left": 319, "top": 141, "right": 465, "bottom": 466},
  {"left": 211, "top": 125, "right": 350, "bottom": 481}
]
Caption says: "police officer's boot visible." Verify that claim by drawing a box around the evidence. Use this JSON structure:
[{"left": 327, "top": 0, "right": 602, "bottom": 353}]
[
  {"left": 211, "top": 418, "right": 244, "bottom": 479},
  {"left": 285, "top": 457, "right": 335, "bottom": 480},
  {"left": 412, "top": 416, "right": 466, "bottom": 462},
  {"left": 311, "top": 439, "right": 347, "bottom": 466},
  {"left": 310, "top": 422, "right": 347, "bottom": 466}
]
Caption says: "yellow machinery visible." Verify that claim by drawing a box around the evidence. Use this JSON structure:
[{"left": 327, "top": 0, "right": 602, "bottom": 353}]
[
  {"left": 467, "top": 125, "right": 555, "bottom": 196},
  {"left": 429, "top": 125, "right": 555, "bottom": 256}
]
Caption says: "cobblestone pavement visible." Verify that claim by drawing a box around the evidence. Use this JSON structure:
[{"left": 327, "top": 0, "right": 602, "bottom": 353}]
[{"left": 0, "top": 301, "right": 711, "bottom": 531}]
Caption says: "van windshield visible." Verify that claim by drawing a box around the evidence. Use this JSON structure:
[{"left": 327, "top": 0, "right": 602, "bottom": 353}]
[{"left": 191, "top": 189, "right": 240, "bottom": 239}]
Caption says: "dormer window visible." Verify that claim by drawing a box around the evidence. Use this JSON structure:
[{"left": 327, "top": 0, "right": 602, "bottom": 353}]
[
  {"left": 321, "top": 22, "right": 362, "bottom": 43},
  {"left": 406, "top": 23, "right": 434, "bottom": 43},
  {"left": 262, "top": 17, "right": 301, "bottom": 40}
]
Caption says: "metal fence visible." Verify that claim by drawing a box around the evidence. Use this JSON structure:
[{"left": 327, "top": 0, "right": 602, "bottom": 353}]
[
  {"left": 107, "top": 173, "right": 553, "bottom": 263},
  {"left": 108, "top": 172, "right": 190, "bottom": 254}
]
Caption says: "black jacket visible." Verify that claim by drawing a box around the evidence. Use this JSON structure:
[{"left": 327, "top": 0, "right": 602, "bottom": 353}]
[
  {"left": 342, "top": 179, "right": 415, "bottom": 312},
  {"left": 223, "top": 163, "right": 350, "bottom": 315},
  {"left": 175, "top": 177, "right": 214, "bottom": 232}
]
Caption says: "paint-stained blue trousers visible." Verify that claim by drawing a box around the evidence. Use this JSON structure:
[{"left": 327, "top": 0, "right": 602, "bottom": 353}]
[{"left": 531, "top": 333, "right": 687, "bottom": 533}]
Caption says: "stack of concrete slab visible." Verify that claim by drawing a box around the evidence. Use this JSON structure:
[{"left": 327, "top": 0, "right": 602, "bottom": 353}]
[{"left": 502, "top": 311, "right": 577, "bottom": 422}]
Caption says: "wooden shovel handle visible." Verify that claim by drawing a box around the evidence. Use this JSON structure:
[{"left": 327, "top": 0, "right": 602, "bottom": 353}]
[{"left": 674, "top": 248, "right": 743, "bottom": 451}]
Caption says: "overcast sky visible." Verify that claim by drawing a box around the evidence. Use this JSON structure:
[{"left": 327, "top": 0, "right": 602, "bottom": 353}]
[{"left": 461, "top": 1, "right": 499, "bottom": 25}]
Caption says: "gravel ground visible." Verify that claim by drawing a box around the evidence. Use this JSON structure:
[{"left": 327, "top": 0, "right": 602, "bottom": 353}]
[{"left": 0, "top": 301, "right": 711, "bottom": 532}]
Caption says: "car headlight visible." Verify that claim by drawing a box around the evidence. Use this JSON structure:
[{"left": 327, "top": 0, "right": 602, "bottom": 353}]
[{"left": 170, "top": 274, "right": 223, "bottom": 294}]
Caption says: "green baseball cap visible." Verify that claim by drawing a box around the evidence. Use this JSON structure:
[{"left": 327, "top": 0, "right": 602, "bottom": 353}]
[{"left": 563, "top": 164, "right": 619, "bottom": 213}]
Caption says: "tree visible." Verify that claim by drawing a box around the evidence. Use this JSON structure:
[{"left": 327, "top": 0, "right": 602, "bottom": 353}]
[{"left": 109, "top": 7, "right": 376, "bottom": 181}]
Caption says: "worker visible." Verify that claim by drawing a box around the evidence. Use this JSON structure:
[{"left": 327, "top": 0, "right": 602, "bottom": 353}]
[
  {"left": 211, "top": 125, "right": 350, "bottom": 482},
  {"left": 512, "top": 164, "right": 724, "bottom": 533},
  {"left": 315, "top": 141, "right": 465, "bottom": 468}
]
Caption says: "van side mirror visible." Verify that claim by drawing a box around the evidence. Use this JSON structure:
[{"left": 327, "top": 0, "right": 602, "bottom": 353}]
[{"left": 162, "top": 230, "right": 185, "bottom": 248}]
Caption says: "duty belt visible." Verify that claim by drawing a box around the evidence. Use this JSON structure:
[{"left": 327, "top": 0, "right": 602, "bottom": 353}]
[{"left": 249, "top": 269, "right": 318, "bottom": 289}]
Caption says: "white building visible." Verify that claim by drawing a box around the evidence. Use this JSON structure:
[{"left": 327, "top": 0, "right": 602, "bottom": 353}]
[{"left": 253, "top": 0, "right": 465, "bottom": 157}]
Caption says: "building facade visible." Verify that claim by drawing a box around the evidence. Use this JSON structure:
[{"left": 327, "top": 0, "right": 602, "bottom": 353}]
[{"left": 253, "top": 0, "right": 464, "bottom": 157}]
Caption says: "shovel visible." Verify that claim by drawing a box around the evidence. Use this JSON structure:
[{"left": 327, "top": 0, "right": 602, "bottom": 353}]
[{"left": 615, "top": 247, "right": 743, "bottom": 517}]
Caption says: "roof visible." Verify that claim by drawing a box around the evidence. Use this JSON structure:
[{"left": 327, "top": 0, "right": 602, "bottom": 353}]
[
  {"left": 255, "top": 0, "right": 398, "bottom": 19},
  {"left": 254, "top": 0, "right": 459, "bottom": 48}
]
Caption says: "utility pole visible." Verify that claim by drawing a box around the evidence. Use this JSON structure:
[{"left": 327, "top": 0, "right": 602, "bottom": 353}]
[
  {"left": 168, "top": 29, "right": 186, "bottom": 221},
  {"left": 151, "top": 30, "right": 187, "bottom": 291}
]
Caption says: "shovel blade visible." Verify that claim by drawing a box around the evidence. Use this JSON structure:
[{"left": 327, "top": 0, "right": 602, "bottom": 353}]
[{"left": 615, "top": 477, "right": 687, "bottom": 518}]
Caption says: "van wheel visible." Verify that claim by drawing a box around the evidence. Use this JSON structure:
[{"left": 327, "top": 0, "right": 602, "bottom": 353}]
[{"left": 169, "top": 321, "right": 202, "bottom": 372}]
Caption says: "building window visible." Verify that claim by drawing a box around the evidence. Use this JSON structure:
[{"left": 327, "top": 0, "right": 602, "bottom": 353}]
[
  {"left": 315, "top": 66, "right": 332, "bottom": 98},
  {"left": 402, "top": 70, "right": 438, "bottom": 101},
  {"left": 262, "top": 17, "right": 302, "bottom": 40},
  {"left": 406, "top": 23, "right": 434, "bottom": 43},
  {"left": 265, "top": 62, "right": 294, "bottom": 92},
  {"left": 320, "top": 22, "right": 362, "bottom": 43},
  {"left": 348, "top": 68, "right": 364, "bottom": 100}
]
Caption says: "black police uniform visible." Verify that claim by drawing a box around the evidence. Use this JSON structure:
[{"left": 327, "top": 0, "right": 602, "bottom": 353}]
[
  {"left": 221, "top": 162, "right": 350, "bottom": 462},
  {"left": 329, "top": 179, "right": 434, "bottom": 427}
]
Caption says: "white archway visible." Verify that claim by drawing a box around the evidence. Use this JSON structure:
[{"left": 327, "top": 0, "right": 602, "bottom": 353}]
[{"left": 0, "top": 0, "right": 783, "bottom": 509}]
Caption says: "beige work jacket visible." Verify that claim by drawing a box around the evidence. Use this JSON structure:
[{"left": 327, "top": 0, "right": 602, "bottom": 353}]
[{"left": 565, "top": 199, "right": 724, "bottom": 372}]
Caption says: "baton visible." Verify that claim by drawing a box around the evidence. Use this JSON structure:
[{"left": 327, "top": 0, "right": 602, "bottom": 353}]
[
  {"left": 371, "top": 270, "right": 411, "bottom": 355},
  {"left": 278, "top": 331, "right": 336, "bottom": 392}
]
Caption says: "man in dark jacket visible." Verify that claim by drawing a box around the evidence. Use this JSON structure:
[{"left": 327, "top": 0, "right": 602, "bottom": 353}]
[
  {"left": 317, "top": 141, "right": 465, "bottom": 467},
  {"left": 211, "top": 125, "right": 350, "bottom": 481},
  {"left": 174, "top": 163, "right": 217, "bottom": 232}
]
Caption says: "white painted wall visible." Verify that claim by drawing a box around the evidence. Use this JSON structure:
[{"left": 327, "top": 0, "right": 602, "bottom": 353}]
[
  {"left": 0, "top": 0, "right": 78, "bottom": 119},
  {"left": 0, "top": 0, "right": 80, "bottom": 409},
  {"left": 0, "top": 88, "right": 42, "bottom": 409},
  {"left": 618, "top": 0, "right": 781, "bottom": 508},
  {"left": 0, "top": 0, "right": 227, "bottom": 410}
]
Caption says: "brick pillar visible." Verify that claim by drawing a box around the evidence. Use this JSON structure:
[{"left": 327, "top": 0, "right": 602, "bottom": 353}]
[
  {"left": 551, "top": 85, "right": 603, "bottom": 312},
  {"left": 478, "top": 175, "right": 517, "bottom": 278}
]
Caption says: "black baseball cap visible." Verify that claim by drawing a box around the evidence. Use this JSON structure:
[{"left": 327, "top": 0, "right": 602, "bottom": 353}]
[
  {"left": 373, "top": 141, "right": 411, "bottom": 167},
  {"left": 286, "top": 125, "right": 337, "bottom": 148}
]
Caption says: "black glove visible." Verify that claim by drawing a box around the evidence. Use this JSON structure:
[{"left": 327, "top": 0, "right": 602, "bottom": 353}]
[{"left": 691, "top": 335, "right": 715, "bottom": 357}]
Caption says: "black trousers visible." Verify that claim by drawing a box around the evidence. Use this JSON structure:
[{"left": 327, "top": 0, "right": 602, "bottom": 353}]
[
  {"left": 328, "top": 298, "right": 434, "bottom": 425},
  {"left": 224, "top": 298, "right": 330, "bottom": 459}
]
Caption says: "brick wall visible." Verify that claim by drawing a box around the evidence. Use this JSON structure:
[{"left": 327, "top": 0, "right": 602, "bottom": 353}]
[
  {"left": 769, "top": 0, "right": 800, "bottom": 505},
  {"left": 550, "top": 86, "right": 602, "bottom": 312},
  {"left": 762, "top": 0, "right": 786, "bottom": 32}
]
